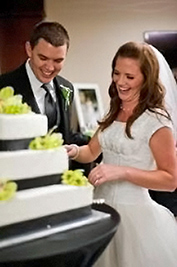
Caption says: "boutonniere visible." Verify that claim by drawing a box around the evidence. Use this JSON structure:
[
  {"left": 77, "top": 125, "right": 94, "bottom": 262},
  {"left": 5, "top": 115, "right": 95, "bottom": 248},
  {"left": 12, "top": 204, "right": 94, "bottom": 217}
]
[{"left": 60, "top": 85, "right": 72, "bottom": 110}]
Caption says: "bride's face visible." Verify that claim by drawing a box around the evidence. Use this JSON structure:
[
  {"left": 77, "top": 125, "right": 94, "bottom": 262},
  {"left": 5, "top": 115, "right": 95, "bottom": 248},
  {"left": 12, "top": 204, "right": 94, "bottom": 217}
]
[{"left": 113, "top": 56, "right": 144, "bottom": 104}]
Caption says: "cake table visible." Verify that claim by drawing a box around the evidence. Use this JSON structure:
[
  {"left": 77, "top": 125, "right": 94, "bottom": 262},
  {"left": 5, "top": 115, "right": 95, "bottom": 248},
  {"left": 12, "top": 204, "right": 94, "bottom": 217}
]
[{"left": 0, "top": 203, "right": 120, "bottom": 267}]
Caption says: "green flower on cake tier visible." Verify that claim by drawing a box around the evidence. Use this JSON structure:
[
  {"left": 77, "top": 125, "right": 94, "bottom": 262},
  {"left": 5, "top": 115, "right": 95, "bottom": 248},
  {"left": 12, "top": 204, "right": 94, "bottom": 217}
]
[
  {"left": 61, "top": 169, "right": 90, "bottom": 186},
  {"left": 0, "top": 86, "right": 14, "bottom": 99},
  {"left": 29, "top": 129, "right": 64, "bottom": 150},
  {"left": 0, "top": 179, "right": 17, "bottom": 201},
  {"left": 0, "top": 86, "right": 31, "bottom": 114}
]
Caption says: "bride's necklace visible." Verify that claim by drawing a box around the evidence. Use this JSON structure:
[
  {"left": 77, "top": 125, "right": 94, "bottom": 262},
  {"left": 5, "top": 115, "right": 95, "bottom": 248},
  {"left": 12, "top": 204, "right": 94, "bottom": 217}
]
[{"left": 120, "top": 104, "right": 133, "bottom": 112}]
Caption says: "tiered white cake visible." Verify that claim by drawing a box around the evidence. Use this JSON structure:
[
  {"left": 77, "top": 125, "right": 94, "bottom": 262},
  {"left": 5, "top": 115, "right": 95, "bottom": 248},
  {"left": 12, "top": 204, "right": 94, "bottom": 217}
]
[{"left": 0, "top": 113, "right": 93, "bottom": 228}]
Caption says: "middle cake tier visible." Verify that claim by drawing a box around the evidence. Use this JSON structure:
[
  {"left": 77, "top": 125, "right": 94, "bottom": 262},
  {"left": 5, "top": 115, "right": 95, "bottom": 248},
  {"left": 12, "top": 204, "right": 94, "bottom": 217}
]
[{"left": 0, "top": 146, "right": 68, "bottom": 189}]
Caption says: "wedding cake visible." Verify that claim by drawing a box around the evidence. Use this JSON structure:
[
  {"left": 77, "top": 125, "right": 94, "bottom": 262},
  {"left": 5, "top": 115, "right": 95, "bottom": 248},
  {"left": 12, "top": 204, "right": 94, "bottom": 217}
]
[{"left": 0, "top": 87, "right": 93, "bottom": 248}]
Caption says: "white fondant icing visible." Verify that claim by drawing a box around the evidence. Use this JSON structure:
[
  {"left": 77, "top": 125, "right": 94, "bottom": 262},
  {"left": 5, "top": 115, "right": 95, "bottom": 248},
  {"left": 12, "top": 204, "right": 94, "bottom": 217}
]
[
  {"left": 0, "top": 185, "right": 93, "bottom": 227},
  {"left": 0, "top": 112, "right": 93, "bottom": 230},
  {"left": 0, "top": 113, "right": 47, "bottom": 139},
  {"left": 0, "top": 146, "right": 68, "bottom": 179}
]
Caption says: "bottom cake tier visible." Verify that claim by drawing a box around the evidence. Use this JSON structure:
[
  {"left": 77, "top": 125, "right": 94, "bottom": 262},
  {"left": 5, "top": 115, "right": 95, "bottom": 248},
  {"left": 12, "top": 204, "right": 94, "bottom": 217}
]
[{"left": 0, "top": 184, "right": 93, "bottom": 227}]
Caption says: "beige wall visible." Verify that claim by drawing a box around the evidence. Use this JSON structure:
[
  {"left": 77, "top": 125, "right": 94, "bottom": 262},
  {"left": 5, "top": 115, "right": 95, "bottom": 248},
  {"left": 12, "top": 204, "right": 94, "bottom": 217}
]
[{"left": 45, "top": 0, "right": 177, "bottom": 111}]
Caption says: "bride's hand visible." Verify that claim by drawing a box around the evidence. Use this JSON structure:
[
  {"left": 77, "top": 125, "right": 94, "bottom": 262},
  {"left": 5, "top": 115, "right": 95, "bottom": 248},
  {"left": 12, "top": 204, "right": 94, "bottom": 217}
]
[
  {"left": 64, "top": 144, "right": 79, "bottom": 159},
  {"left": 88, "top": 163, "right": 124, "bottom": 186}
]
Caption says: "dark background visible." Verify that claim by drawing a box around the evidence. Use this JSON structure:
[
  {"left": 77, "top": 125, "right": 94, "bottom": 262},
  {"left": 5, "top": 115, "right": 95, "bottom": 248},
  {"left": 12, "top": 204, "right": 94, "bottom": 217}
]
[
  {"left": 0, "top": 0, "right": 45, "bottom": 74},
  {"left": 144, "top": 31, "right": 177, "bottom": 70}
]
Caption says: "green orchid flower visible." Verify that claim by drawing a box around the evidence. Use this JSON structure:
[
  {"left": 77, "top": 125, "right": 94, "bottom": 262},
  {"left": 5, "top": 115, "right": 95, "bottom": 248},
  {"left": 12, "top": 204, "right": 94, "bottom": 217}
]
[
  {"left": 0, "top": 179, "right": 17, "bottom": 201},
  {"left": 61, "top": 169, "right": 91, "bottom": 186}
]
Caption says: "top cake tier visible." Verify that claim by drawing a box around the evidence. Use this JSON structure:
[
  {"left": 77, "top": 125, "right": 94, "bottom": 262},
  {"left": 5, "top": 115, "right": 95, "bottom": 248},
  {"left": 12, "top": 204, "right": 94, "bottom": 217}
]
[
  {"left": 0, "top": 113, "right": 48, "bottom": 151},
  {"left": 0, "top": 113, "right": 47, "bottom": 139}
]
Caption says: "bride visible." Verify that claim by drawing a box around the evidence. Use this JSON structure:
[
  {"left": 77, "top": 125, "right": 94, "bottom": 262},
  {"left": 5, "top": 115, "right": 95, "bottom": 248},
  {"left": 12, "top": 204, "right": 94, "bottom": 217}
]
[{"left": 65, "top": 41, "right": 177, "bottom": 267}]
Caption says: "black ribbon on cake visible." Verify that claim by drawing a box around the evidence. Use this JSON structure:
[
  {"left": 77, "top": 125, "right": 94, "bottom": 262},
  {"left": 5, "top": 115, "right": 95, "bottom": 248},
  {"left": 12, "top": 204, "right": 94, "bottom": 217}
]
[
  {"left": 15, "top": 174, "right": 62, "bottom": 191},
  {"left": 0, "top": 138, "right": 33, "bottom": 151}
]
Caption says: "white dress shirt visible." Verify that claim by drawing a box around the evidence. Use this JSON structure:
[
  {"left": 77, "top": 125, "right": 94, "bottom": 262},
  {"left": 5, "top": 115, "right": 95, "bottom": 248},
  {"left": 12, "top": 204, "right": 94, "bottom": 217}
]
[{"left": 25, "top": 60, "right": 57, "bottom": 114}]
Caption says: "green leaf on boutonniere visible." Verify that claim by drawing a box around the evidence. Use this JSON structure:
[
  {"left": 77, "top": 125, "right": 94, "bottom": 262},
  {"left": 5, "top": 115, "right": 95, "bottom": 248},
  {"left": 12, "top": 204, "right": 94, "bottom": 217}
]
[{"left": 60, "top": 85, "right": 72, "bottom": 110}]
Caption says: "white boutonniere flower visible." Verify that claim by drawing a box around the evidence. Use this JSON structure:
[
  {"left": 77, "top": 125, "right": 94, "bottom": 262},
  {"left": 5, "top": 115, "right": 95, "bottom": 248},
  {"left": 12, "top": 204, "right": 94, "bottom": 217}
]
[{"left": 60, "top": 85, "right": 72, "bottom": 110}]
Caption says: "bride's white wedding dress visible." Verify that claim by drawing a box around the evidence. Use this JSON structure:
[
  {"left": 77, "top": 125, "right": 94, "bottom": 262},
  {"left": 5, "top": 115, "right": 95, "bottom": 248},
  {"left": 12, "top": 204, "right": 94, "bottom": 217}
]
[{"left": 94, "top": 110, "right": 177, "bottom": 267}]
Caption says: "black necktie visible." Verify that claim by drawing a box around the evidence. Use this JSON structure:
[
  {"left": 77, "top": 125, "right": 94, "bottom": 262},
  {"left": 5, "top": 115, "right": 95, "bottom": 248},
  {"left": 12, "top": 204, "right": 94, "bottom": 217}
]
[{"left": 42, "top": 83, "right": 58, "bottom": 130}]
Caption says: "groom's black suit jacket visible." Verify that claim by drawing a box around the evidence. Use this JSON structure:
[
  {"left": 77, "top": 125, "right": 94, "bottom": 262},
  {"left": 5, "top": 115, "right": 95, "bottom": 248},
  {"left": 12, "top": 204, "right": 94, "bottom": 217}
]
[{"left": 0, "top": 63, "right": 91, "bottom": 174}]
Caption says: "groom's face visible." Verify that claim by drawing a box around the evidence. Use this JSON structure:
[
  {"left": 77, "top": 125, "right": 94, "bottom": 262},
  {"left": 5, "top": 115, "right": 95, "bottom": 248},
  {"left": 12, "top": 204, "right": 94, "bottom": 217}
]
[{"left": 25, "top": 38, "right": 67, "bottom": 84}]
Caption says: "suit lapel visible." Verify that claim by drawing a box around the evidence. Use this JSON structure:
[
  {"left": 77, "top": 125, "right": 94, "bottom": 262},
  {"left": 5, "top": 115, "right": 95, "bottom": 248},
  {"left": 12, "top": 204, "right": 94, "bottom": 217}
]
[
  {"left": 14, "top": 64, "right": 41, "bottom": 114},
  {"left": 54, "top": 77, "right": 70, "bottom": 143},
  {"left": 23, "top": 88, "right": 40, "bottom": 114}
]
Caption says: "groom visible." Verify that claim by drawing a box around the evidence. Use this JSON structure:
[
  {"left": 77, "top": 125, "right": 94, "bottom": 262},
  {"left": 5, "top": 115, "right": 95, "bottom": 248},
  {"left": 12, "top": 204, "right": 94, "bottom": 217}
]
[{"left": 0, "top": 21, "right": 92, "bottom": 175}]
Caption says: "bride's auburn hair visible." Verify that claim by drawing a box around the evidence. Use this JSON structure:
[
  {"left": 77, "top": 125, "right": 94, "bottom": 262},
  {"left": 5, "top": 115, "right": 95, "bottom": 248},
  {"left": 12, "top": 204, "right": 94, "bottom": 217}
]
[{"left": 98, "top": 41, "right": 170, "bottom": 138}]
